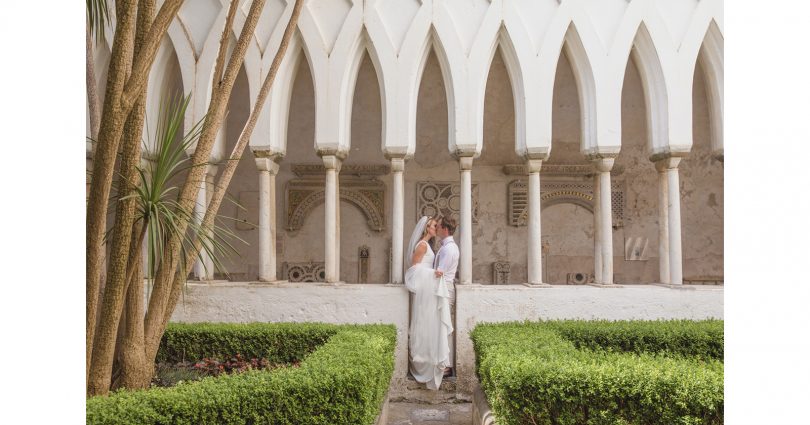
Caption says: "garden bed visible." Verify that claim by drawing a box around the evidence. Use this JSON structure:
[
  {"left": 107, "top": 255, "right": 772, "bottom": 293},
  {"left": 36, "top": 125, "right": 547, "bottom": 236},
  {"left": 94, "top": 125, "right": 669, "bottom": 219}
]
[
  {"left": 87, "top": 322, "right": 396, "bottom": 425},
  {"left": 471, "top": 319, "right": 723, "bottom": 425}
]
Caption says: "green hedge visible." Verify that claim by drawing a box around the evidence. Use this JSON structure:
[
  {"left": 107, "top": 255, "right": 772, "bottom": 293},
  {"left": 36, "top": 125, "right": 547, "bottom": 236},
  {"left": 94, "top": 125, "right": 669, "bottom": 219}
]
[
  {"left": 156, "top": 322, "right": 339, "bottom": 364},
  {"left": 544, "top": 319, "right": 724, "bottom": 361},
  {"left": 87, "top": 323, "right": 396, "bottom": 425},
  {"left": 471, "top": 320, "right": 723, "bottom": 425}
]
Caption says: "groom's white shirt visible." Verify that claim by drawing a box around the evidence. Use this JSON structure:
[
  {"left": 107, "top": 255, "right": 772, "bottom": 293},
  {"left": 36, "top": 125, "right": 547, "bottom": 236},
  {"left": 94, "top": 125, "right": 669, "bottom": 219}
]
[{"left": 435, "top": 236, "right": 459, "bottom": 283}]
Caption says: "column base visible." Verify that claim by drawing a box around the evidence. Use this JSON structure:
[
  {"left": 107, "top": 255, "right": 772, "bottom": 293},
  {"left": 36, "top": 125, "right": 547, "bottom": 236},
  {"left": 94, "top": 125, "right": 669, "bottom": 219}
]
[
  {"left": 317, "top": 281, "right": 347, "bottom": 286},
  {"left": 586, "top": 283, "right": 625, "bottom": 288},
  {"left": 250, "top": 279, "right": 289, "bottom": 285},
  {"left": 521, "top": 282, "right": 553, "bottom": 288}
]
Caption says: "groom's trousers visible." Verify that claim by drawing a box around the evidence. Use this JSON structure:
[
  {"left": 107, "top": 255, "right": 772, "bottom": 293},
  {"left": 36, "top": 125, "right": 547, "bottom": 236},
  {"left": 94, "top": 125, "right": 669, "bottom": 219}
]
[{"left": 448, "top": 280, "right": 456, "bottom": 368}]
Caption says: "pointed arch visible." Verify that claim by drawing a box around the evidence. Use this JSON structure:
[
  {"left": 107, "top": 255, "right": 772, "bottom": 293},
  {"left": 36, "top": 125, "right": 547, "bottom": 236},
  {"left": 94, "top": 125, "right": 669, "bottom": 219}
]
[
  {"left": 629, "top": 22, "right": 669, "bottom": 154},
  {"left": 425, "top": 26, "right": 457, "bottom": 153},
  {"left": 340, "top": 31, "right": 379, "bottom": 153},
  {"left": 562, "top": 22, "right": 597, "bottom": 153},
  {"left": 493, "top": 25, "right": 527, "bottom": 159},
  {"left": 267, "top": 31, "right": 314, "bottom": 156},
  {"left": 698, "top": 19, "right": 723, "bottom": 158},
  {"left": 357, "top": 30, "right": 388, "bottom": 156}
]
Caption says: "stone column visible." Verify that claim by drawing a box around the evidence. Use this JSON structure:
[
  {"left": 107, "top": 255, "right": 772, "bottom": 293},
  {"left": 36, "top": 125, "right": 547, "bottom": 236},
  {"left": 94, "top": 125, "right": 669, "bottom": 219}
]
[
  {"left": 335, "top": 160, "right": 342, "bottom": 281},
  {"left": 526, "top": 159, "right": 543, "bottom": 284},
  {"left": 592, "top": 172, "right": 603, "bottom": 283},
  {"left": 656, "top": 156, "right": 684, "bottom": 284},
  {"left": 459, "top": 156, "right": 474, "bottom": 285},
  {"left": 593, "top": 158, "right": 615, "bottom": 284},
  {"left": 194, "top": 164, "right": 217, "bottom": 280},
  {"left": 322, "top": 155, "right": 341, "bottom": 283},
  {"left": 255, "top": 155, "right": 280, "bottom": 282},
  {"left": 655, "top": 161, "right": 670, "bottom": 284},
  {"left": 389, "top": 157, "right": 406, "bottom": 284}
]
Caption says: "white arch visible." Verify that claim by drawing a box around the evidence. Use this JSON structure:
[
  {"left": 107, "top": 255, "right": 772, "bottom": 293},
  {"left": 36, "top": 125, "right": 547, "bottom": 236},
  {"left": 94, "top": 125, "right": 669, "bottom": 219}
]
[
  {"left": 423, "top": 26, "right": 457, "bottom": 155},
  {"left": 630, "top": 22, "right": 669, "bottom": 155},
  {"left": 431, "top": 0, "right": 503, "bottom": 156},
  {"left": 294, "top": 0, "right": 365, "bottom": 155},
  {"left": 491, "top": 26, "right": 527, "bottom": 160},
  {"left": 698, "top": 19, "right": 724, "bottom": 158},
  {"left": 561, "top": 23, "right": 598, "bottom": 154},
  {"left": 260, "top": 32, "right": 308, "bottom": 155}
]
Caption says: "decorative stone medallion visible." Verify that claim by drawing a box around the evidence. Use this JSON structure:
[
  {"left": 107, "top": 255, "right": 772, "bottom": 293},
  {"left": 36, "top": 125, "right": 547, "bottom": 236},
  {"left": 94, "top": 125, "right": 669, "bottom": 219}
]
[
  {"left": 282, "top": 262, "right": 326, "bottom": 282},
  {"left": 416, "top": 182, "right": 479, "bottom": 223}
]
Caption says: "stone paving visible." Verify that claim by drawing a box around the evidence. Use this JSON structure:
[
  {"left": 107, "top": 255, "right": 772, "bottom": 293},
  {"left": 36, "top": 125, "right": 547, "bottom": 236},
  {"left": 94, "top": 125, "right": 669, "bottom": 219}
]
[
  {"left": 386, "top": 401, "right": 472, "bottom": 425},
  {"left": 386, "top": 377, "right": 473, "bottom": 425}
]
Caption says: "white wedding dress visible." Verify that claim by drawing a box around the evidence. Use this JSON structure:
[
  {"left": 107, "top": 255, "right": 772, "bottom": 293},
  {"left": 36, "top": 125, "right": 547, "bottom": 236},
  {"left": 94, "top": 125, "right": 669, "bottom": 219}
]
[{"left": 405, "top": 240, "right": 453, "bottom": 390}]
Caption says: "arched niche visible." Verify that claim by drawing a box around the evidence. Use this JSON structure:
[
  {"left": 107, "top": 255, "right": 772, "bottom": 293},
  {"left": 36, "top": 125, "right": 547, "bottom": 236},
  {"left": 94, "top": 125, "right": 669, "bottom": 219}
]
[
  {"left": 478, "top": 46, "right": 522, "bottom": 166},
  {"left": 345, "top": 51, "right": 386, "bottom": 166}
]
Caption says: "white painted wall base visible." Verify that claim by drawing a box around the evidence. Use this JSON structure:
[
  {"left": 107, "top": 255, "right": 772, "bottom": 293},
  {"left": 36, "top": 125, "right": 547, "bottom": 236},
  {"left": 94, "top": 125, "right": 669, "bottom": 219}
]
[{"left": 163, "top": 281, "right": 723, "bottom": 396}]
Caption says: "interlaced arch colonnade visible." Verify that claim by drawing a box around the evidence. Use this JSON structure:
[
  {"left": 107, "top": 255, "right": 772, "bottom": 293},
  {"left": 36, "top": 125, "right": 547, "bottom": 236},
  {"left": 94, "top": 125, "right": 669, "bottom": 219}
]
[{"left": 89, "top": 0, "right": 723, "bottom": 287}]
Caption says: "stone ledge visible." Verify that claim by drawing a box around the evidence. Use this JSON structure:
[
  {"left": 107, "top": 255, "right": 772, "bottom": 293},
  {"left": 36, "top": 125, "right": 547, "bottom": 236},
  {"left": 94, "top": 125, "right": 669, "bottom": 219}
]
[
  {"left": 520, "top": 282, "right": 553, "bottom": 288},
  {"left": 586, "top": 283, "right": 625, "bottom": 288},
  {"left": 652, "top": 283, "right": 725, "bottom": 291},
  {"left": 373, "top": 391, "right": 390, "bottom": 425},
  {"left": 473, "top": 385, "right": 496, "bottom": 425}
]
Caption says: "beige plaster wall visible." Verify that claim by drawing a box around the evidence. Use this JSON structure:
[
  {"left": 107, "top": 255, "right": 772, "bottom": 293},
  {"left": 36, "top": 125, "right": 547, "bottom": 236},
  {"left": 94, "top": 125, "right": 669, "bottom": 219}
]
[{"left": 216, "top": 47, "right": 722, "bottom": 285}]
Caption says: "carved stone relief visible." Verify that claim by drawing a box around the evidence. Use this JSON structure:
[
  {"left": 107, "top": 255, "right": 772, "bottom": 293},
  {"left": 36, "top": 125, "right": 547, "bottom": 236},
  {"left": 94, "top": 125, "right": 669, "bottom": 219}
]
[
  {"left": 508, "top": 179, "right": 624, "bottom": 227},
  {"left": 416, "top": 182, "right": 479, "bottom": 222},
  {"left": 358, "top": 245, "right": 370, "bottom": 283},
  {"left": 624, "top": 237, "right": 650, "bottom": 261},
  {"left": 285, "top": 178, "right": 385, "bottom": 232},
  {"left": 492, "top": 261, "right": 510, "bottom": 285},
  {"left": 283, "top": 262, "right": 326, "bottom": 282}
]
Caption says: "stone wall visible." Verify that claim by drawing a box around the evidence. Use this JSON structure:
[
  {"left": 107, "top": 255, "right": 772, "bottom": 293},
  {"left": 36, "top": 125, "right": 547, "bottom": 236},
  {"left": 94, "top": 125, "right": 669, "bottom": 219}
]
[
  {"left": 166, "top": 282, "right": 723, "bottom": 396},
  {"left": 213, "top": 45, "right": 722, "bottom": 285}
]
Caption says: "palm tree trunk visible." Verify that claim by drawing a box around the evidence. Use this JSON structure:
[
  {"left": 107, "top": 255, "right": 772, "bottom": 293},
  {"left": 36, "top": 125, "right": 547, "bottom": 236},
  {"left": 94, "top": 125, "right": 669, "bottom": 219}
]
[
  {"left": 86, "top": 0, "right": 138, "bottom": 389},
  {"left": 87, "top": 0, "right": 185, "bottom": 395},
  {"left": 87, "top": 0, "right": 154, "bottom": 395},
  {"left": 143, "top": 0, "right": 265, "bottom": 353},
  {"left": 145, "top": 0, "right": 306, "bottom": 362},
  {"left": 86, "top": 24, "right": 101, "bottom": 145},
  {"left": 113, "top": 223, "right": 150, "bottom": 390}
]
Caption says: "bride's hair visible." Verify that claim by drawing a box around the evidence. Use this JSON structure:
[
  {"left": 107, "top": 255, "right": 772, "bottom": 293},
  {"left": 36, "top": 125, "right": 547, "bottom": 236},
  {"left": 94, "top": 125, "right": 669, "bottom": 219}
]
[{"left": 421, "top": 216, "right": 439, "bottom": 244}]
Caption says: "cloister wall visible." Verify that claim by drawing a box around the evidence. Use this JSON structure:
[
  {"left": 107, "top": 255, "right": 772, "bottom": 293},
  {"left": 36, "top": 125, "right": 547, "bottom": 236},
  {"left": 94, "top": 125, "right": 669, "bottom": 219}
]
[
  {"left": 166, "top": 282, "right": 723, "bottom": 396},
  {"left": 214, "top": 45, "right": 722, "bottom": 285}
]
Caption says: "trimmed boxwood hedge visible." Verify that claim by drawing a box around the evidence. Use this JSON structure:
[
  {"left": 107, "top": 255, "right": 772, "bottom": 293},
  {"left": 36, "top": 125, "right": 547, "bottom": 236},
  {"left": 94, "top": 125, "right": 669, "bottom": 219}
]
[
  {"left": 471, "top": 320, "right": 723, "bottom": 425},
  {"left": 87, "top": 323, "right": 396, "bottom": 425}
]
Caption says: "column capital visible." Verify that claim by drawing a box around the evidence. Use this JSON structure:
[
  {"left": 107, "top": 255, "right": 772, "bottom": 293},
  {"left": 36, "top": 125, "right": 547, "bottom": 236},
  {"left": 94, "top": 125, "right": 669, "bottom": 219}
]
[
  {"left": 253, "top": 149, "right": 284, "bottom": 160},
  {"left": 316, "top": 147, "right": 348, "bottom": 160},
  {"left": 321, "top": 154, "right": 342, "bottom": 170},
  {"left": 592, "top": 157, "right": 615, "bottom": 173},
  {"left": 383, "top": 148, "right": 411, "bottom": 161},
  {"left": 254, "top": 157, "right": 280, "bottom": 174},
  {"left": 525, "top": 158, "right": 543, "bottom": 174},
  {"left": 654, "top": 156, "right": 682, "bottom": 171},
  {"left": 458, "top": 156, "right": 474, "bottom": 171},
  {"left": 390, "top": 157, "right": 406, "bottom": 172}
]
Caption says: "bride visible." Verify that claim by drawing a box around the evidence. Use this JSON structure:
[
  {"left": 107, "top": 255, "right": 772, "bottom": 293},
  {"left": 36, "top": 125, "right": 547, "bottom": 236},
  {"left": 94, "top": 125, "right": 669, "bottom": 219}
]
[{"left": 405, "top": 216, "right": 453, "bottom": 390}]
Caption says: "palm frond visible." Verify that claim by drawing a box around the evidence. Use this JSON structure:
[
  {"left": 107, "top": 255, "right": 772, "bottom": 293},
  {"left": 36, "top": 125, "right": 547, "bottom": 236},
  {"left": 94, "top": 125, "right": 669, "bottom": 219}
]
[{"left": 87, "top": 0, "right": 111, "bottom": 44}]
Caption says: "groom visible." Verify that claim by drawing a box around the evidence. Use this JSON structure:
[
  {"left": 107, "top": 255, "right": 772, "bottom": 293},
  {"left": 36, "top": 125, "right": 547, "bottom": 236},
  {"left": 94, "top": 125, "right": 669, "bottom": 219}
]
[{"left": 433, "top": 215, "right": 458, "bottom": 377}]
